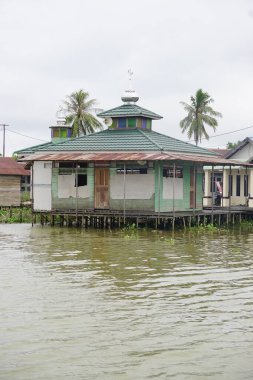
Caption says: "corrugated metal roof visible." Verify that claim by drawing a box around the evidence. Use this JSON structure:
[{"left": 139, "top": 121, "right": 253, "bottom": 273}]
[
  {"left": 208, "top": 148, "right": 230, "bottom": 158},
  {"left": 34, "top": 129, "right": 216, "bottom": 156},
  {"left": 21, "top": 151, "right": 252, "bottom": 166},
  {"left": 97, "top": 103, "right": 162, "bottom": 119},
  {"left": 0, "top": 157, "right": 30, "bottom": 175}
]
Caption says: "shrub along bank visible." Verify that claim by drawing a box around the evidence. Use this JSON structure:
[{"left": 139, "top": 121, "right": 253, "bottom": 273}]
[{"left": 0, "top": 207, "right": 32, "bottom": 223}]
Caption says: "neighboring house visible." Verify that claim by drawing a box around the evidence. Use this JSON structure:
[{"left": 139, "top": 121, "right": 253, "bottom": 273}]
[
  {"left": 17, "top": 88, "right": 246, "bottom": 215},
  {"left": 204, "top": 138, "right": 253, "bottom": 207},
  {"left": 0, "top": 158, "right": 30, "bottom": 206}
]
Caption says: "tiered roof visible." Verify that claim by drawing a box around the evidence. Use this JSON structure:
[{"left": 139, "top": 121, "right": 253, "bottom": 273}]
[{"left": 33, "top": 128, "right": 215, "bottom": 156}]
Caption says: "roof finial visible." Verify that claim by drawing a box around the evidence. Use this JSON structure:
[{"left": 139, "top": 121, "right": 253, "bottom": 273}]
[
  {"left": 128, "top": 68, "right": 133, "bottom": 89},
  {"left": 121, "top": 69, "right": 139, "bottom": 104}
]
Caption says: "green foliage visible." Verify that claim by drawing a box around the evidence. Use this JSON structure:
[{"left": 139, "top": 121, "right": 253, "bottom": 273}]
[
  {"left": 189, "top": 223, "right": 219, "bottom": 232},
  {"left": 180, "top": 89, "right": 222, "bottom": 145},
  {"left": 160, "top": 236, "right": 175, "bottom": 244},
  {"left": 239, "top": 219, "right": 253, "bottom": 228},
  {"left": 0, "top": 207, "right": 32, "bottom": 223},
  {"left": 226, "top": 141, "right": 241, "bottom": 149},
  {"left": 21, "top": 191, "right": 30, "bottom": 202},
  {"left": 61, "top": 89, "right": 103, "bottom": 137},
  {"left": 121, "top": 223, "right": 138, "bottom": 238}
]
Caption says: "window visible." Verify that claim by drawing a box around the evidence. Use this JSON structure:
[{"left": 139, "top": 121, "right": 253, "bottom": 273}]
[
  {"left": 117, "top": 168, "right": 147, "bottom": 174},
  {"left": 118, "top": 118, "right": 126, "bottom": 128},
  {"left": 141, "top": 119, "right": 147, "bottom": 129},
  {"left": 77, "top": 162, "right": 88, "bottom": 168},
  {"left": 59, "top": 162, "right": 74, "bottom": 168},
  {"left": 116, "top": 162, "right": 148, "bottom": 174},
  {"left": 244, "top": 175, "right": 249, "bottom": 196},
  {"left": 75, "top": 174, "right": 87, "bottom": 187},
  {"left": 236, "top": 175, "right": 241, "bottom": 196},
  {"left": 146, "top": 120, "right": 151, "bottom": 129},
  {"left": 163, "top": 167, "right": 183, "bottom": 178},
  {"left": 21, "top": 175, "right": 30, "bottom": 192},
  {"left": 60, "top": 129, "right": 67, "bottom": 138},
  {"left": 52, "top": 128, "right": 59, "bottom": 137},
  {"left": 228, "top": 175, "right": 233, "bottom": 196},
  {"left": 128, "top": 118, "right": 136, "bottom": 128},
  {"left": 59, "top": 162, "right": 87, "bottom": 175}
]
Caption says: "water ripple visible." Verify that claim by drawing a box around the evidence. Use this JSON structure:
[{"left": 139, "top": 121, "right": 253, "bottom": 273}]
[{"left": 0, "top": 224, "right": 253, "bottom": 379}]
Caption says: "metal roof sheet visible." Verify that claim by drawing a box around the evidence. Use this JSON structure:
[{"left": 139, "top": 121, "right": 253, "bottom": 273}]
[
  {"left": 0, "top": 157, "right": 30, "bottom": 175},
  {"left": 21, "top": 151, "right": 252, "bottom": 166}
]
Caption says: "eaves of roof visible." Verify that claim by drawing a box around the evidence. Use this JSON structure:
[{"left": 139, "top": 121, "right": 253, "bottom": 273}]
[
  {"left": 225, "top": 137, "right": 253, "bottom": 158},
  {"left": 97, "top": 103, "right": 163, "bottom": 120},
  {"left": 21, "top": 151, "right": 253, "bottom": 167},
  {"left": 15, "top": 141, "right": 52, "bottom": 155}
]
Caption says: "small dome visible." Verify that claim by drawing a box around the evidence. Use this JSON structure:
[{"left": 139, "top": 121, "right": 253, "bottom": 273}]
[
  {"left": 121, "top": 69, "right": 139, "bottom": 103},
  {"left": 121, "top": 89, "right": 139, "bottom": 103}
]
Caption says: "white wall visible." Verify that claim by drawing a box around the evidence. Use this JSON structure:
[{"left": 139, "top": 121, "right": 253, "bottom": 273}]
[
  {"left": 110, "top": 174, "right": 154, "bottom": 199},
  {"left": 163, "top": 178, "right": 183, "bottom": 199},
  {"left": 33, "top": 161, "right": 52, "bottom": 211},
  {"left": 230, "top": 144, "right": 253, "bottom": 162},
  {"left": 223, "top": 168, "right": 249, "bottom": 206},
  {"left": 58, "top": 174, "right": 89, "bottom": 198}
]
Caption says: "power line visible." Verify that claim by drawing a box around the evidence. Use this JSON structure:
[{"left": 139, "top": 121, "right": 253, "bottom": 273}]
[
  {"left": 4, "top": 127, "right": 49, "bottom": 142},
  {"left": 188, "top": 125, "right": 253, "bottom": 143}
]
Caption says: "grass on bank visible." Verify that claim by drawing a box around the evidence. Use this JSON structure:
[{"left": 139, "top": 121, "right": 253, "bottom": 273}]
[{"left": 0, "top": 207, "right": 32, "bottom": 223}]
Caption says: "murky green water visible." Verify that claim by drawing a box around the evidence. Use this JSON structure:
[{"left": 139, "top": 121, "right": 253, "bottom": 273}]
[{"left": 0, "top": 224, "right": 253, "bottom": 380}]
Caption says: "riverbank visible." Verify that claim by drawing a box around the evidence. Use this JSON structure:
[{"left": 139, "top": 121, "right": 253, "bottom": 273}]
[
  {"left": 0, "top": 206, "right": 32, "bottom": 223},
  {"left": 1, "top": 206, "right": 253, "bottom": 231}
]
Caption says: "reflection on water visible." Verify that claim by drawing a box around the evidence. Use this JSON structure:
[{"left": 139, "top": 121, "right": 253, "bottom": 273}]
[{"left": 0, "top": 224, "right": 253, "bottom": 379}]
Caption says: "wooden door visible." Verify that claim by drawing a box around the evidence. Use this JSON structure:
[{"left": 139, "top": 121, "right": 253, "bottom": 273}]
[
  {"left": 95, "top": 168, "right": 109, "bottom": 209},
  {"left": 190, "top": 167, "right": 196, "bottom": 209}
]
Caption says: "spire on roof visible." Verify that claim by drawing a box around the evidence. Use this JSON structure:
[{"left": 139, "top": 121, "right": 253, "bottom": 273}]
[{"left": 121, "top": 69, "right": 139, "bottom": 104}]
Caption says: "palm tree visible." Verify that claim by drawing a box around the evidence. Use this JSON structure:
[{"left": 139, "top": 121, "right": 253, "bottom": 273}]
[
  {"left": 62, "top": 90, "right": 103, "bottom": 137},
  {"left": 180, "top": 89, "right": 222, "bottom": 145}
]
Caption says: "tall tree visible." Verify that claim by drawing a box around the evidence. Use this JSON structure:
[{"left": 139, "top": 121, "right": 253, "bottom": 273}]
[
  {"left": 226, "top": 141, "right": 241, "bottom": 149},
  {"left": 62, "top": 90, "right": 103, "bottom": 137},
  {"left": 180, "top": 89, "right": 222, "bottom": 145}
]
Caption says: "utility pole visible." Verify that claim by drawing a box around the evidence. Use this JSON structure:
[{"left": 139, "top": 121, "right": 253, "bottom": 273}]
[{"left": 0, "top": 124, "right": 9, "bottom": 157}]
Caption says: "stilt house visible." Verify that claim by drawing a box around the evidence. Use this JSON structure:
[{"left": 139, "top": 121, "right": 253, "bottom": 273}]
[
  {"left": 0, "top": 157, "right": 30, "bottom": 206},
  {"left": 18, "top": 84, "right": 245, "bottom": 217},
  {"left": 204, "top": 138, "right": 253, "bottom": 207}
]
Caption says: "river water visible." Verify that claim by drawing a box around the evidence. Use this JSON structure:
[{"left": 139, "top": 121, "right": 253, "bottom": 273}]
[{"left": 0, "top": 224, "right": 253, "bottom": 380}]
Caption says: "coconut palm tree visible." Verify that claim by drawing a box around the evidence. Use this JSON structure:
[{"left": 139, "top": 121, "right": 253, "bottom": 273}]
[
  {"left": 62, "top": 90, "right": 103, "bottom": 137},
  {"left": 180, "top": 89, "right": 222, "bottom": 146}
]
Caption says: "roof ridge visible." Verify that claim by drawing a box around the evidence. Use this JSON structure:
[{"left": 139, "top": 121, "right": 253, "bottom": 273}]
[{"left": 138, "top": 129, "right": 164, "bottom": 151}]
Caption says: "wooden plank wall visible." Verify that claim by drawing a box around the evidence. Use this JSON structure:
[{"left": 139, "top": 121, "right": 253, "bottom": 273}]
[{"left": 0, "top": 175, "right": 21, "bottom": 206}]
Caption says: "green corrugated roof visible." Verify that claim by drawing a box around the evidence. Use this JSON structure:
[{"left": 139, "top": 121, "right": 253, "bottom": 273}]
[
  {"left": 97, "top": 103, "right": 162, "bottom": 120},
  {"left": 15, "top": 141, "right": 52, "bottom": 155},
  {"left": 35, "top": 129, "right": 215, "bottom": 156}
]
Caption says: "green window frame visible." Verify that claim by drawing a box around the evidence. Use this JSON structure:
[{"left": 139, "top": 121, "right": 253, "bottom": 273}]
[{"left": 128, "top": 118, "right": 136, "bottom": 128}]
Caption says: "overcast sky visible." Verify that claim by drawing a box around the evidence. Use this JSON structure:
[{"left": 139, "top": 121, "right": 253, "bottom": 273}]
[{"left": 1, "top": 0, "right": 253, "bottom": 156}]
